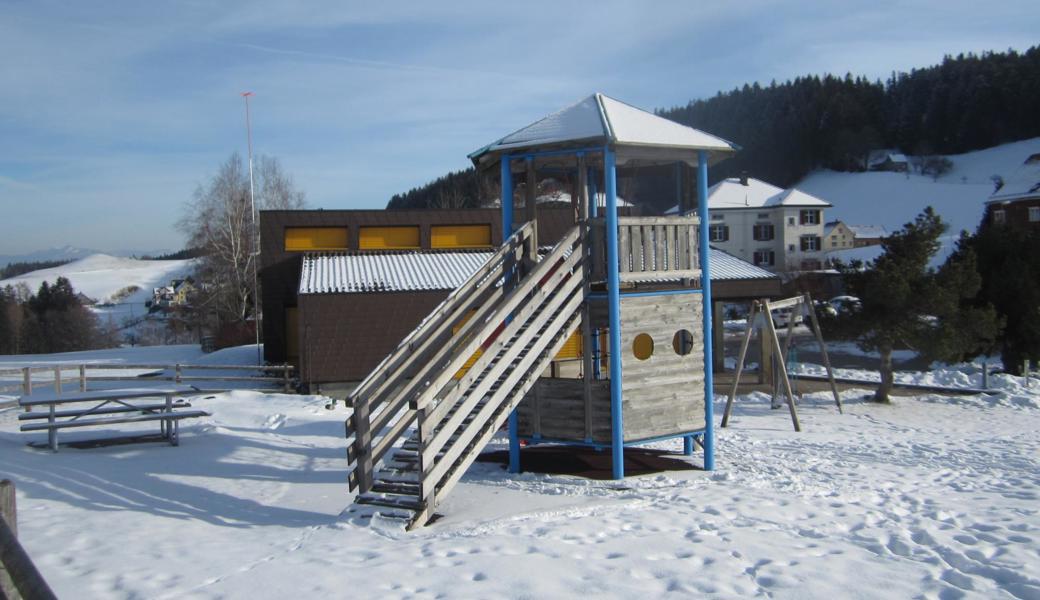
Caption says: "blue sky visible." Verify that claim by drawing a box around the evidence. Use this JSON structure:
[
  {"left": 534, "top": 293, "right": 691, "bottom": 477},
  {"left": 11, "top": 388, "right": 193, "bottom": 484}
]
[{"left": 1, "top": 1, "right": 1036, "bottom": 255}]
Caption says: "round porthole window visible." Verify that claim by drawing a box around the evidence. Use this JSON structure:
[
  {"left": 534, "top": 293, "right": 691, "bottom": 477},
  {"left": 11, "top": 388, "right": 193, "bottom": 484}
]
[
  {"left": 632, "top": 333, "right": 654, "bottom": 360},
  {"left": 672, "top": 329, "right": 695, "bottom": 355}
]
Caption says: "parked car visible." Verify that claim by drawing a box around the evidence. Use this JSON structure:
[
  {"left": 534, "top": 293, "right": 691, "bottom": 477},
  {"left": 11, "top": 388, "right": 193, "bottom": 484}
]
[{"left": 828, "top": 295, "right": 861, "bottom": 315}]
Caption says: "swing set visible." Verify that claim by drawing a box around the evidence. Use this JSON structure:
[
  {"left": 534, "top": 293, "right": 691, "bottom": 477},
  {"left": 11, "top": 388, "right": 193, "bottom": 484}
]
[{"left": 721, "top": 294, "right": 842, "bottom": 432}]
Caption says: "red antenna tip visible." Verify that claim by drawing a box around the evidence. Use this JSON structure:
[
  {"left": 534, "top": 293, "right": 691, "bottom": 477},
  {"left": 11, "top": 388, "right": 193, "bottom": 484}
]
[{"left": 241, "top": 91, "right": 254, "bottom": 97}]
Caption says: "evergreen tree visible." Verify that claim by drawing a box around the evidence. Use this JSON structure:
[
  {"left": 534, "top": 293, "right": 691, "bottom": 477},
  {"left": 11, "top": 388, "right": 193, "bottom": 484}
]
[
  {"left": 830, "top": 209, "right": 999, "bottom": 401},
  {"left": 964, "top": 224, "right": 1040, "bottom": 374},
  {"left": 22, "top": 277, "right": 107, "bottom": 354}
]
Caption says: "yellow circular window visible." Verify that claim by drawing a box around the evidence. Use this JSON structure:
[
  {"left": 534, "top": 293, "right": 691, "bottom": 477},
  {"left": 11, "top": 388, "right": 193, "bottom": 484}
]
[{"left": 632, "top": 333, "right": 654, "bottom": 360}]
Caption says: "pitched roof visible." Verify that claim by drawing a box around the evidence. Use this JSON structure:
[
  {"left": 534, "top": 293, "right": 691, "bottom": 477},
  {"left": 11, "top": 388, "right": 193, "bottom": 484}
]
[
  {"left": 987, "top": 152, "right": 1040, "bottom": 203},
  {"left": 470, "top": 93, "right": 737, "bottom": 160},
  {"left": 706, "top": 177, "right": 831, "bottom": 209},
  {"left": 846, "top": 224, "right": 888, "bottom": 238},
  {"left": 299, "top": 246, "right": 775, "bottom": 295}
]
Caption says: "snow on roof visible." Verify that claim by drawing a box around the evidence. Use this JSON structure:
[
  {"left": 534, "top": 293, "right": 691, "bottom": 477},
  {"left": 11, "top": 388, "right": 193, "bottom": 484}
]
[
  {"left": 300, "top": 245, "right": 776, "bottom": 295},
  {"left": 707, "top": 247, "right": 777, "bottom": 280},
  {"left": 987, "top": 152, "right": 1040, "bottom": 203},
  {"left": 482, "top": 193, "right": 632, "bottom": 208},
  {"left": 706, "top": 178, "right": 831, "bottom": 209},
  {"left": 470, "top": 93, "right": 737, "bottom": 159},
  {"left": 846, "top": 224, "right": 888, "bottom": 238},
  {"left": 299, "top": 251, "right": 494, "bottom": 294},
  {"left": 868, "top": 149, "right": 909, "bottom": 167}
]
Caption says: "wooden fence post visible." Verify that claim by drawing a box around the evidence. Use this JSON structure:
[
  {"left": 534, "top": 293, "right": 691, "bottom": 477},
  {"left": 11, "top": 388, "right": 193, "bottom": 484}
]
[
  {"left": 79, "top": 365, "right": 87, "bottom": 393},
  {"left": 22, "top": 368, "right": 31, "bottom": 413},
  {"left": 53, "top": 367, "right": 61, "bottom": 396},
  {"left": 1, "top": 478, "right": 16, "bottom": 598},
  {"left": 0, "top": 478, "right": 58, "bottom": 600},
  {"left": 282, "top": 366, "right": 291, "bottom": 393},
  {"left": 175, "top": 364, "right": 182, "bottom": 384}
]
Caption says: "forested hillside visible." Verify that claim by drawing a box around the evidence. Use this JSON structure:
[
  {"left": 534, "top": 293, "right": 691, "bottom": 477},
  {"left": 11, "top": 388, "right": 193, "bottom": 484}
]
[{"left": 388, "top": 46, "right": 1040, "bottom": 208}]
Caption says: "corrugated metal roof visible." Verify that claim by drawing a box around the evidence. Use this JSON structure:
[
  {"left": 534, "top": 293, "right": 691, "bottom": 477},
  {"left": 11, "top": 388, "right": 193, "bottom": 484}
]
[
  {"left": 299, "top": 246, "right": 775, "bottom": 295},
  {"left": 707, "top": 247, "right": 777, "bottom": 280},
  {"left": 299, "top": 251, "right": 494, "bottom": 294}
]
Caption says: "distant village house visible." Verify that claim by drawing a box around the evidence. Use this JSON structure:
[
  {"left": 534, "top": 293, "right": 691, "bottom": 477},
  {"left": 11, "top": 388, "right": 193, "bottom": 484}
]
[
  {"left": 984, "top": 152, "right": 1040, "bottom": 231},
  {"left": 867, "top": 149, "right": 910, "bottom": 173},
  {"left": 150, "top": 278, "right": 195, "bottom": 310}
]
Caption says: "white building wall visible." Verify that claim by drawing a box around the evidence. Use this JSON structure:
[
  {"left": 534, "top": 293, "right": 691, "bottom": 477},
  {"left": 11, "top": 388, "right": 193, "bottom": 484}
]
[{"left": 708, "top": 206, "right": 826, "bottom": 272}]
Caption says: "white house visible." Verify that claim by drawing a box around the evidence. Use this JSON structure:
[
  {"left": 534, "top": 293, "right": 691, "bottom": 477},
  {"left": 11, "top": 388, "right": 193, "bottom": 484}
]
[{"left": 702, "top": 176, "right": 831, "bottom": 272}]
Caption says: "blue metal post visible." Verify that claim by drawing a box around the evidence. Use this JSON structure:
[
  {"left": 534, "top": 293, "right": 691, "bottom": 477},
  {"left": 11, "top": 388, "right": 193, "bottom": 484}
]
[
  {"left": 588, "top": 166, "right": 602, "bottom": 380},
  {"left": 697, "top": 150, "right": 715, "bottom": 471},
  {"left": 674, "top": 161, "right": 683, "bottom": 213},
  {"left": 683, "top": 435, "right": 694, "bottom": 456},
  {"left": 502, "top": 156, "right": 521, "bottom": 474},
  {"left": 501, "top": 156, "right": 514, "bottom": 237},
  {"left": 605, "top": 148, "right": 624, "bottom": 480}
]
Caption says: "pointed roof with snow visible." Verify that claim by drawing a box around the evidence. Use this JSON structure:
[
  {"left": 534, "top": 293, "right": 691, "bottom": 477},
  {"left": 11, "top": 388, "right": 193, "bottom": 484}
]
[
  {"left": 469, "top": 93, "right": 738, "bottom": 164},
  {"left": 706, "top": 177, "right": 831, "bottom": 210},
  {"left": 987, "top": 152, "right": 1040, "bottom": 204}
]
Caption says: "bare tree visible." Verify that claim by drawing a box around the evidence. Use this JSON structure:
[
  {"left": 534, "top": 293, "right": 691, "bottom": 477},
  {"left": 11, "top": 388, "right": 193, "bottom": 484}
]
[{"left": 178, "top": 152, "right": 306, "bottom": 330}]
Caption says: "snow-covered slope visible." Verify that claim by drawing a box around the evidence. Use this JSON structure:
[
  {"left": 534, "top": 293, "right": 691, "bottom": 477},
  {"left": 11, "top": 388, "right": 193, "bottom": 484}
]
[
  {"left": 0, "top": 253, "right": 194, "bottom": 322},
  {"left": 799, "top": 137, "right": 1040, "bottom": 264}
]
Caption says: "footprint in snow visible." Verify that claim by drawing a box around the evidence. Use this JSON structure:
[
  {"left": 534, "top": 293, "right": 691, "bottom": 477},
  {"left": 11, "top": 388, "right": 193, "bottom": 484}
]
[{"left": 263, "top": 413, "right": 287, "bottom": 430}]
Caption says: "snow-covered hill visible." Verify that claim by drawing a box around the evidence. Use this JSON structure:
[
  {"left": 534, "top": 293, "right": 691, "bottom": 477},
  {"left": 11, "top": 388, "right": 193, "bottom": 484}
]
[
  {"left": 0, "top": 245, "right": 175, "bottom": 269},
  {"left": 0, "top": 253, "right": 194, "bottom": 323},
  {"left": 798, "top": 137, "right": 1040, "bottom": 264}
]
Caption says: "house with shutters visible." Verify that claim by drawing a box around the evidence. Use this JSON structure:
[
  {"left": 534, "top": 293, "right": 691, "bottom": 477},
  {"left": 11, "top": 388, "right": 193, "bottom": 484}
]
[
  {"left": 702, "top": 176, "right": 831, "bottom": 273},
  {"left": 984, "top": 152, "right": 1040, "bottom": 231}
]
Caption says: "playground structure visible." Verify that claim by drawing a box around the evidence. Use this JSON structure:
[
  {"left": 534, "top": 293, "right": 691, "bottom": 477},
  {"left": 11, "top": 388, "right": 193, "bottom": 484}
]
[
  {"left": 343, "top": 94, "right": 739, "bottom": 528},
  {"left": 722, "top": 294, "right": 843, "bottom": 431}
]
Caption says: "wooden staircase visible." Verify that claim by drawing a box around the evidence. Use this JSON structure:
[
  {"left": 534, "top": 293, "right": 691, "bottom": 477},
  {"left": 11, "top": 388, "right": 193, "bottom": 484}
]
[{"left": 343, "top": 222, "right": 586, "bottom": 528}]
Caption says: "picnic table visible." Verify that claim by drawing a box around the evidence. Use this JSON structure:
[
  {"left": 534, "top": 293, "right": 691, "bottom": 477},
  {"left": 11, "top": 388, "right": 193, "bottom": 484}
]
[{"left": 18, "top": 386, "right": 215, "bottom": 451}]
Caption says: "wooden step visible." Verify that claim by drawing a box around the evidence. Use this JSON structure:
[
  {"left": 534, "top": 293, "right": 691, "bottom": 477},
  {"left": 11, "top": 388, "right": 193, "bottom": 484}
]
[
  {"left": 357, "top": 493, "right": 424, "bottom": 512},
  {"left": 371, "top": 481, "right": 421, "bottom": 496}
]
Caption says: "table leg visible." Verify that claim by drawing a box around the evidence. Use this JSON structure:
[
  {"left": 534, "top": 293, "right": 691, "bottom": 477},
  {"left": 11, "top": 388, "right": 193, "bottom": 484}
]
[
  {"left": 164, "top": 394, "right": 173, "bottom": 442},
  {"left": 48, "top": 405, "right": 57, "bottom": 452}
]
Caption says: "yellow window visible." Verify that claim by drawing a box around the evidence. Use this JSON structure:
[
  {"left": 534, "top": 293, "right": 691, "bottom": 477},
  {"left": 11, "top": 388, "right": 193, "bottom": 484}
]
[
  {"left": 284, "top": 227, "right": 349, "bottom": 251},
  {"left": 554, "top": 329, "right": 583, "bottom": 361},
  {"left": 431, "top": 225, "right": 492, "bottom": 249},
  {"left": 359, "top": 226, "right": 420, "bottom": 250},
  {"left": 452, "top": 311, "right": 484, "bottom": 379}
]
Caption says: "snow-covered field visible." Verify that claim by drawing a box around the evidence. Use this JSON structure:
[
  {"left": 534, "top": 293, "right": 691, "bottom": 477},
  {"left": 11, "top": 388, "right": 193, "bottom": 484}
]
[
  {"left": 0, "top": 253, "right": 194, "bottom": 323},
  {"left": 1, "top": 348, "right": 1037, "bottom": 599},
  {"left": 800, "top": 137, "right": 1040, "bottom": 264}
]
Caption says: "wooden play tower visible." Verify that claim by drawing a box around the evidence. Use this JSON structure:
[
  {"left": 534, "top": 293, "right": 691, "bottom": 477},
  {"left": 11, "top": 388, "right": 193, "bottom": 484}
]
[{"left": 343, "top": 94, "right": 738, "bottom": 528}]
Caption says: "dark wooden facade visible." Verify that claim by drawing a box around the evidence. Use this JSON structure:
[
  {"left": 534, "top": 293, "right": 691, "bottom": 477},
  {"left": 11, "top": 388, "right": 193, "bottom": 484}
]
[{"left": 260, "top": 207, "right": 589, "bottom": 384}]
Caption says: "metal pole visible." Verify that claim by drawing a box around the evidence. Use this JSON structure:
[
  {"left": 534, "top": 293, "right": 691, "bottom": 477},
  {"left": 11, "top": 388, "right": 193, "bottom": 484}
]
[
  {"left": 605, "top": 147, "right": 624, "bottom": 480},
  {"left": 588, "top": 167, "right": 601, "bottom": 380},
  {"left": 242, "top": 91, "right": 261, "bottom": 365},
  {"left": 502, "top": 157, "right": 521, "bottom": 474},
  {"left": 698, "top": 150, "right": 715, "bottom": 471}
]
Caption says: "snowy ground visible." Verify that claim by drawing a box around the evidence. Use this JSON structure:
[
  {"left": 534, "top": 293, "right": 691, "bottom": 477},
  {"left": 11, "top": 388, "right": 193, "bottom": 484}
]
[
  {"left": 1, "top": 357, "right": 1038, "bottom": 598},
  {"left": 799, "top": 137, "right": 1040, "bottom": 266}
]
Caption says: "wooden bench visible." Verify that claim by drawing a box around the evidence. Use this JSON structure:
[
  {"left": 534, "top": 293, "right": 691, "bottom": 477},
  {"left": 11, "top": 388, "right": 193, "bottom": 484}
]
[{"left": 18, "top": 386, "right": 215, "bottom": 451}]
